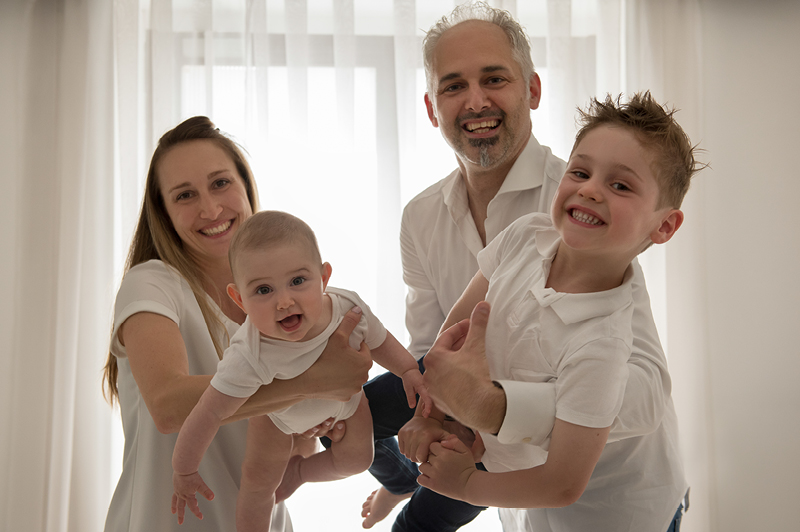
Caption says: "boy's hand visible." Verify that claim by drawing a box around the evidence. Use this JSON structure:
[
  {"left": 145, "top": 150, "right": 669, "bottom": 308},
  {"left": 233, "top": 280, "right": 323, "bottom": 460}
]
[
  {"left": 171, "top": 471, "right": 214, "bottom": 524},
  {"left": 417, "top": 434, "right": 478, "bottom": 501},
  {"left": 398, "top": 416, "right": 447, "bottom": 463},
  {"left": 400, "top": 368, "right": 432, "bottom": 417}
]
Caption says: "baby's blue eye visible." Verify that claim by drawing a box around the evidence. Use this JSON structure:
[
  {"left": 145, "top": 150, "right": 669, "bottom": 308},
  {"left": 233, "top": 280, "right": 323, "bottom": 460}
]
[
  {"left": 291, "top": 277, "right": 305, "bottom": 286},
  {"left": 256, "top": 286, "right": 272, "bottom": 295}
]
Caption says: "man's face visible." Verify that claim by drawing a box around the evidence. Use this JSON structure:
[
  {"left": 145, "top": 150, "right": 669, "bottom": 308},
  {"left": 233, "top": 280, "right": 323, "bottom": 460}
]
[{"left": 425, "top": 20, "right": 540, "bottom": 171}]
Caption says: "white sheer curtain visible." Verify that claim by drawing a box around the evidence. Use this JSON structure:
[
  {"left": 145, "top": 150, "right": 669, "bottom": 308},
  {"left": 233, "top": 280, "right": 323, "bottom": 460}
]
[{"left": 0, "top": 1, "right": 708, "bottom": 531}]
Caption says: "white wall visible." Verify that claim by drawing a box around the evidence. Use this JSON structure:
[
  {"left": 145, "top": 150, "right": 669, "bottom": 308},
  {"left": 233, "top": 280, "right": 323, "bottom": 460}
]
[{"left": 670, "top": 1, "right": 800, "bottom": 530}]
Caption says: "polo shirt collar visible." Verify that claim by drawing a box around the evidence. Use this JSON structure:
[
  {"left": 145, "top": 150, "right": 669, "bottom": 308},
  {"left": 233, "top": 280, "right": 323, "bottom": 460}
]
[{"left": 531, "top": 228, "right": 634, "bottom": 325}]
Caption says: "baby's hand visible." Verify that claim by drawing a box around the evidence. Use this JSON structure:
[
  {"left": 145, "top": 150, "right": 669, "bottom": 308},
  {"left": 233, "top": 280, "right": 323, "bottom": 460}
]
[
  {"left": 172, "top": 471, "right": 214, "bottom": 524},
  {"left": 401, "top": 368, "right": 432, "bottom": 417},
  {"left": 417, "top": 434, "right": 478, "bottom": 501}
]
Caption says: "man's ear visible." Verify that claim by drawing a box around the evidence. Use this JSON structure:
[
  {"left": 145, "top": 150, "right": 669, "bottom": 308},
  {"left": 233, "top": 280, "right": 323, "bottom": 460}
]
[
  {"left": 424, "top": 93, "right": 439, "bottom": 128},
  {"left": 227, "top": 283, "right": 246, "bottom": 312},
  {"left": 321, "top": 262, "right": 333, "bottom": 290},
  {"left": 650, "top": 209, "right": 684, "bottom": 245},
  {"left": 528, "top": 72, "right": 542, "bottom": 110}
]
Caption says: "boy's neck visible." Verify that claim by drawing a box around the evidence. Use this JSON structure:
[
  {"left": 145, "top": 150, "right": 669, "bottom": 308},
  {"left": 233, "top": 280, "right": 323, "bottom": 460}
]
[{"left": 545, "top": 243, "right": 632, "bottom": 294}]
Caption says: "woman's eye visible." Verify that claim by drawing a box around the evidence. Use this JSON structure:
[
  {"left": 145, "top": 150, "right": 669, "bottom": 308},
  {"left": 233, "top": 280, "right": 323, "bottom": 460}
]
[
  {"left": 256, "top": 286, "right": 272, "bottom": 295},
  {"left": 291, "top": 277, "right": 305, "bottom": 286},
  {"left": 213, "top": 178, "right": 231, "bottom": 189},
  {"left": 176, "top": 191, "right": 193, "bottom": 201}
]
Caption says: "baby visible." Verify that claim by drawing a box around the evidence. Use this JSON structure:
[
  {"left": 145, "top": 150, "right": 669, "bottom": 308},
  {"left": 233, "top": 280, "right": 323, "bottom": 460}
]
[{"left": 172, "top": 210, "right": 429, "bottom": 531}]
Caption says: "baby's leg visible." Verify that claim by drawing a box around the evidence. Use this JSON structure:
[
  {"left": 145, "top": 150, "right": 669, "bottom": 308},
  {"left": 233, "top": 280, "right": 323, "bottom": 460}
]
[
  {"left": 277, "top": 393, "right": 374, "bottom": 502},
  {"left": 237, "top": 415, "right": 293, "bottom": 532}
]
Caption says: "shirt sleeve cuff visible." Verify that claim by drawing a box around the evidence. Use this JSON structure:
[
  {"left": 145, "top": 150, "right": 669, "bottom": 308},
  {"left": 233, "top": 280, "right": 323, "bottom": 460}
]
[{"left": 495, "top": 380, "right": 556, "bottom": 448}]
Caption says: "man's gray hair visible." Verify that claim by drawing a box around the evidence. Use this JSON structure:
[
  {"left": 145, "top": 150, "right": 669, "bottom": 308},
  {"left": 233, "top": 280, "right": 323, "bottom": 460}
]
[{"left": 422, "top": 1, "right": 535, "bottom": 97}]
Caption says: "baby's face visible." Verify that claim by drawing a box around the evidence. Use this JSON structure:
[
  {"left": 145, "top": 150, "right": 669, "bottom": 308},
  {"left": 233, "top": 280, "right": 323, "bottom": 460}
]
[
  {"left": 232, "top": 242, "right": 330, "bottom": 342},
  {"left": 551, "top": 125, "right": 672, "bottom": 260}
]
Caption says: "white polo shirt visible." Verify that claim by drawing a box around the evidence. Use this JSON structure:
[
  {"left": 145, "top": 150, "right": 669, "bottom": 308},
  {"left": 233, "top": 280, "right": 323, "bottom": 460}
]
[{"left": 479, "top": 214, "right": 687, "bottom": 532}]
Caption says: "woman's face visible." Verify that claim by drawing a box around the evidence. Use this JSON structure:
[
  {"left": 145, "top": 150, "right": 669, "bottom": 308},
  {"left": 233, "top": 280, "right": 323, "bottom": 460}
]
[{"left": 157, "top": 140, "right": 253, "bottom": 268}]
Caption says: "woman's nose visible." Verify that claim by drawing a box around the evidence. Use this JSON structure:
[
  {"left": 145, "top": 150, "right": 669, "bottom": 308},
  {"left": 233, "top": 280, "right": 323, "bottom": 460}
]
[{"left": 199, "top": 194, "right": 223, "bottom": 219}]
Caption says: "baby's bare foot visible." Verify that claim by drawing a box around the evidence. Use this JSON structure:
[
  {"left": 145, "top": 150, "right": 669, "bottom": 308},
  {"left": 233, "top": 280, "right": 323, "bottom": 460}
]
[
  {"left": 360, "top": 487, "right": 413, "bottom": 529},
  {"left": 275, "top": 454, "right": 304, "bottom": 503}
]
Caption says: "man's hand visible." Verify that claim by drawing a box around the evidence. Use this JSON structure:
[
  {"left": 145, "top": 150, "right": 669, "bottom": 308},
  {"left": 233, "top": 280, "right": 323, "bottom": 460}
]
[
  {"left": 304, "top": 307, "right": 372, "bottom": 401},
  {"left": 397, "top": 416, "right": 448, "bottom": 463},
  {"left": 424, "top": 302, "right": 506, "bottom": 433},
  {"left": 417, "top": 434, "right": 478, "bottom": 502}
]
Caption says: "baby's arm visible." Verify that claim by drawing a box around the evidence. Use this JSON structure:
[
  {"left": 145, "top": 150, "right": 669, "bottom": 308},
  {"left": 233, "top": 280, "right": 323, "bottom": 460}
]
[
  {"left": 171, "top": 385, "right": 248, "bottom": 523},
  {"left": 370, "top": 332, "right": 431, "bottom": 416},
  {"left": 418, "top": 418, "right": 610, "bottom": 508}
]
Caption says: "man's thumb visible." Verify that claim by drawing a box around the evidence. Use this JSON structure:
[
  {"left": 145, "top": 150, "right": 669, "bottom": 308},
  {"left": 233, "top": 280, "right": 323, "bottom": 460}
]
[{"left": 465, "top": 301, "right": 490, "bottom": 348}]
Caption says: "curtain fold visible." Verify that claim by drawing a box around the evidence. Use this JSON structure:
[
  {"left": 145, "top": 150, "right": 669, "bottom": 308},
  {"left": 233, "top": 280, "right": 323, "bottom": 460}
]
[{"left": 0, "top": 1, "right": 117, "bottom": 531}]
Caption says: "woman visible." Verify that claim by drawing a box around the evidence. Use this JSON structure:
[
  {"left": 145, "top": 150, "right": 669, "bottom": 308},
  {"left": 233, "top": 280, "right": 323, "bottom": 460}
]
[{"left": 102, "top": 116, "right": 371, "bottom": 531}]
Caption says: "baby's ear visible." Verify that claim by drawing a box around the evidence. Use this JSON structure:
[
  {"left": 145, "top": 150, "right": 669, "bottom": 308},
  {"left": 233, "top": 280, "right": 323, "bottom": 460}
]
[
  {"left": 651, "top": 209, "right": 684, "bottom": 245},
  {"left": 321, "top": 262, "right": 333, "bottom": 290},
  {"left": 227, "top": 283, "right": 245, "bottom": 311}
]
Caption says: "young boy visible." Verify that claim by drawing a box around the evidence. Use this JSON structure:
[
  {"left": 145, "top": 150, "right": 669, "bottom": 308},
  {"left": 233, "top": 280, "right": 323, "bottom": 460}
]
[
  {"left": 409, "top": 92, "right": 701, "bottom": 531},
  {"left": 171, "top": 210, "right": 430, "bottom": 531}
]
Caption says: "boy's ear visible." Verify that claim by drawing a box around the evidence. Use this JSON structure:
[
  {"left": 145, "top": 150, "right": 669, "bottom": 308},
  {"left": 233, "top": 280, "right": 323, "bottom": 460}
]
[
  {"left": 321, "top": 262, "right": 333, "bottom": 290},
  {"left": 650, "top": 209, "right": 684, "bottom": 245},
  {"left": 227, "top": 283, "right": 246, "bottom": 312}
]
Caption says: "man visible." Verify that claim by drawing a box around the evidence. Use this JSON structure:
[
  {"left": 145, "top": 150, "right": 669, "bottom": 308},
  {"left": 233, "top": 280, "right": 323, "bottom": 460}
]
[{"left": 361, "top": 3, "right": 675, "bottom": 531}]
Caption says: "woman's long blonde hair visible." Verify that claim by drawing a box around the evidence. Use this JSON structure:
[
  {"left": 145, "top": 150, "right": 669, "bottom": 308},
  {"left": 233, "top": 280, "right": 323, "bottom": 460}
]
[{"left": 102, "top": 117, "right": 260, "bottom": 404}]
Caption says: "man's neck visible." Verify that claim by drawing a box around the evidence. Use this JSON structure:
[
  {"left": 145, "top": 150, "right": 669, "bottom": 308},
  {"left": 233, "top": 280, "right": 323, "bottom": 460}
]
[{"left": 459, "top": 147, "right": 523, "bottom": 246}]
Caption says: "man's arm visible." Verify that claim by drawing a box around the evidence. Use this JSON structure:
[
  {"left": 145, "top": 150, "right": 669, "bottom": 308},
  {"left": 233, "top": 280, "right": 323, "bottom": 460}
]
[{"left": 400, "top": 210, "right": 447, "bottom": 360}]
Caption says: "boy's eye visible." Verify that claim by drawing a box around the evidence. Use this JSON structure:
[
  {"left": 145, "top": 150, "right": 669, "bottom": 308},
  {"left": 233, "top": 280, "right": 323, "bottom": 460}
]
[
  {"left": 611, "top": 182, "right": 630, "bottom": 191},
  {"left": 572, "top": 171, "right": 589, "bottom": 180},
  {"left": 291, "top": 277, "right": 305, "bottom": 286},
  {"left": 256, "top": 286, "right": 272, "bottom": 295}
]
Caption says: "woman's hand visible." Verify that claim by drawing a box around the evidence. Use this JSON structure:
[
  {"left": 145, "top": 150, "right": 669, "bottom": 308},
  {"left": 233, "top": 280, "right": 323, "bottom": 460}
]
[
  {"left": 298, "top": 417, "right": 347, "bottom": 443},
  {"left": 302, "top": 306, "right": 372, "bottom": 401}
]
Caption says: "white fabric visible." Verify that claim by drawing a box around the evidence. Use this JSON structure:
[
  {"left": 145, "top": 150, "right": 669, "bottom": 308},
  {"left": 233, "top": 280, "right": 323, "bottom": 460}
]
[
  {"left": 211, "top": 287, "right": 387, "bottom": 434},
  {"left": 478, "top": 213, "right": 633, "bottom": 472},
  {"left": 479, "top": 213, "right": 686, "bottom": 532},
  {"left": 105, "top": 260, "right": 291, "bottom": 532}
]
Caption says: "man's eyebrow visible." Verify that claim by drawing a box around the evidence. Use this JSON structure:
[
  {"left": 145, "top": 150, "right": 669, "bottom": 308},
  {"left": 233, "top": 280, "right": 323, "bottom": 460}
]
[{"left": 438, "top": 65, "right": 513, "bottom": 86}]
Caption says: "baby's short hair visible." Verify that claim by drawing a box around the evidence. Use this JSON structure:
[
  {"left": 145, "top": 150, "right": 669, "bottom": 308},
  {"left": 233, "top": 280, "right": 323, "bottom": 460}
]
[
  {"left": 573, "top": 91, "right": 704, "bottom": 209},
  {"left": 229, "top": 211, "right": 321, "bottom": 280}
]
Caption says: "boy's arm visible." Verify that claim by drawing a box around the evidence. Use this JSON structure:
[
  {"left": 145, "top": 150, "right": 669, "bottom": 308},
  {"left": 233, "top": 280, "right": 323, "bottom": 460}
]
[
  {"left": 172, "top": 385, "right": 249, "bottom": 475},
  {"left": 439, "top": 270, "right": 490, "bottom": 335},
  {"left": 419, "top": 418, "right": 610, "bottom": 508}
]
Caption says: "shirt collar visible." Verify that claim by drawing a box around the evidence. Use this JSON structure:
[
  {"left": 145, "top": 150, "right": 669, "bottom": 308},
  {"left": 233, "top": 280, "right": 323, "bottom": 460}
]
[{"left": 531, "top": 228, "right": 635, "bottom": 325}]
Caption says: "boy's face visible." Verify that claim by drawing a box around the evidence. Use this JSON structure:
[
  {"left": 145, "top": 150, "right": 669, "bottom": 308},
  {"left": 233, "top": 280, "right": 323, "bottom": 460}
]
[
  {"left": 551, "top": 125, "right": 681, "bottom": 259},
  {"left": 228, "top": 241, "right": 331, "bottom": 342}
]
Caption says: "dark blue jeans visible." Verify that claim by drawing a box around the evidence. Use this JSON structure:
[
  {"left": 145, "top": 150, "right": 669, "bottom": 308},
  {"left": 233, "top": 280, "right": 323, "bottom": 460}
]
[{"left": 362, "top": 363, "right": 486, "bottom": 532}]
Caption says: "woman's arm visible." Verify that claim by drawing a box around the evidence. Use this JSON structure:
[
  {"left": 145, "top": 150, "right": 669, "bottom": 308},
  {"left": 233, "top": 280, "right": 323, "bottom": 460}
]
[{"left": 121, "top": 307, "right": 372, "bottom": 433}]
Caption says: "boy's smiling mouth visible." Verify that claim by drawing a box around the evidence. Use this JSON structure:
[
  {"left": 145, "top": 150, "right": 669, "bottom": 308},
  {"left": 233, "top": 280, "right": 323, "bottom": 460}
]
[{"left": 570, "top": 208, "right": 605, "bottom": 226}]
